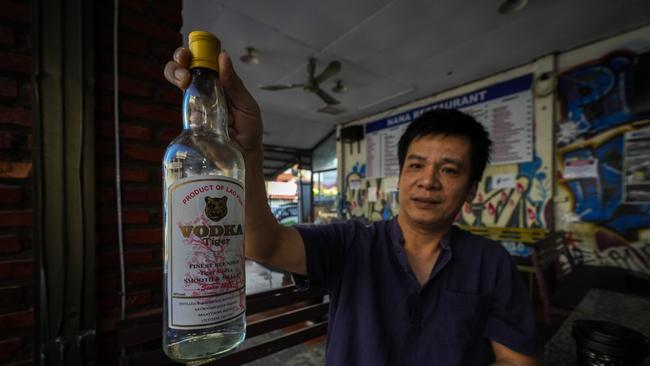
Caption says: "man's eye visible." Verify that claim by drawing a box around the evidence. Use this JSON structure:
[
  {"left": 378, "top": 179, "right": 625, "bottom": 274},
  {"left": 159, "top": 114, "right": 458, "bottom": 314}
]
[
  {"left": 409, "top": 163, "right": 422, "bottom": 169},
  {"left": 442, "top": 168, "right": 459, "bottom": 174}
]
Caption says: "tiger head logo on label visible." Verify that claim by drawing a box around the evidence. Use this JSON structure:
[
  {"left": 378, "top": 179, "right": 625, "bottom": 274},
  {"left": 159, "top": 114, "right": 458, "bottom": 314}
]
[{"left": 204, "top": 196, "right": 228, "bottom": 222}]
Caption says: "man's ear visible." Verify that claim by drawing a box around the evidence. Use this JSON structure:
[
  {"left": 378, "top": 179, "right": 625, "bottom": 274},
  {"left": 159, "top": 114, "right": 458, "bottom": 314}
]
[{"left": 465, "top": 181, "right": 478, "bottom": 204}]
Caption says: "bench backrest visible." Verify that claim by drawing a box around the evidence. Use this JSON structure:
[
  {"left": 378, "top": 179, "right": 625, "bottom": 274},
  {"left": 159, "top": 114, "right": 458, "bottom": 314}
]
[{"left": 119, "top": 284, "right": 328, "bottom": 365}]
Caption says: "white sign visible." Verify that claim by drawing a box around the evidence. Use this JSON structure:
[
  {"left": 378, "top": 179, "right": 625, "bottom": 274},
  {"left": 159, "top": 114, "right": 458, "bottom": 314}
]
[
  {"left": 563, "top": 158, "right": 599, "bottom": 179},
  {"left": 365, "top": 75, "right": 534, "bottom": 178},
  {"left": 492, "top": 174, "right": 517, "bottom": 189}
]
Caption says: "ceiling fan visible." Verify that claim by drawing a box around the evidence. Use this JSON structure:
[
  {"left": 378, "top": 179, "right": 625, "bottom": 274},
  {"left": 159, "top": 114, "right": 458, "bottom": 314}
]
[{"left": 259, "top": 58, "right": 342, "bottom": 105}]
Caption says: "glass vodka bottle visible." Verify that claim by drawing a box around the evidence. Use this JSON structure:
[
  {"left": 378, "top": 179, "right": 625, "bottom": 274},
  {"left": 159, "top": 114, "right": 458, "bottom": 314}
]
[{"left": 162, "top": 31, "right": 246, "bottom": 362}]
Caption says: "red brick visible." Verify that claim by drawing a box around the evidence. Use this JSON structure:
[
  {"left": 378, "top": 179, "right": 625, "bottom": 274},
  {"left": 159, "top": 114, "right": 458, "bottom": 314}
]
[
  {"left": 98, "top": 167, "right": 150, "bottom": 183},
  {"left": 0, "top": 78, "right": 17, "bottom": 97},
  {"left": 127, "top": 268, "right": 162, "bottom": 286},
  {"left": 123, "top": 167, "right": 151, "bottom": 183},
  {"left": 18, "top": 81, "right": 32, "bottom": 103},
  {"left": 0, "top": 285, "right": 23, "bottom": 306},
  {"left": 121, "top": 124, "right": 151, "bottom": 140},
  {"left": 7, "top": 359, "right": 35, "bottom": 366},
  {"left": 123, "top": 145, "right": 165, "bottom": 162},
  {"left": 125, "top": 228, "right": 162, "bottom": 245},
  {"left": 127, "top": 290, "right": 152, "bottom": 306},
  {"left": 0, "top": 53, "right": 31, "bottom": 74},
  {"left": 148, "top": 188, "right": 162, "bottom": 203},
  {"left": 0, "top": 337, "right": 22, "bottom": 360},
  {"left": 126, "top": 307, "right": 162, "bottom": 321},
  {"left": 0, "top": 309, "right": 33, "bottom": 331},
  {"left": 96, "top": 314, "right": 119, "bottom": 333},
  {"left": 96, "top": 94, "right": 114, "bottom": 114},
  {"left": 0, "top": 27, "right": 16, "bottom": 45},
  {"left": 158, "top": 128, "right": 179, "bottom": 142},
  {"left": 99, "top": 249, "right": 154, "bottom": 268},
  {"left": 158, "top": 86, "right": 182, "bottom": 106},
  {"left": 98, "top": 187, "right": 115, "bottom": 204},
  {"left": 0, "top": 161, "right": 32, "bottom": 179},
  {"left": 126, "top": 250, "right": 155, "bottom": 265},
  {"left": 123, "top": 187, "right": 148, "bottom": 203},
  {"left": 0, "top": 236, "right": 21, "bottom": 253},
  {"left": 97, "top": 273, "right": 118, "bottom": 291},
  {"left": 0, "top": 1, "right": 30, "bottom": 23},
  {"left": 156, "top": 6, "right": 182, "bottom": 27},
  {"left": 97, "top": 140, "right": 115, "bottom": 157},
  {"left": 96, "top": 121, "right": 113, "bottom": 138},
  {"left": 122, "top": 0, "right": 148, "bottom": 13},
  {"left": 0, "top": 211, "right": 32, "bottom": 227},
  {"left": 97, "top": 294, "right": 119, "bottom": 314},
  {"left": 0, "top": 131, "right": 16, "bottom": 149},
  {"left": 119, "top": 33, "right": 148, "bottom": 56},
  {"left": 119, "top": 55, "right": 164, "bottom": 81},
  {"left": 99, "top": 208, "right": 149, "bottom": 225},
  {"left": 97, "top": 75, "right": 151, "bottom": 97},
  {"left": 0, "top": 106, "right": 31, "bottom": 126},
  {"left": 0, "top": 259, "right": 33, "bottom": 279},
  {"left": 97, "top": 229, "right": 117, "bottom": 247},
  {"left": 121, "top": 100, "right": 179, "bottom": 125},
  {"left": 98, "top": 251, "right": 117, "bottom": 268},
  {"left": 120, "top": 12, "right": 180, "bottom": 44},
  {"left": 123, "top": 187, "right": 161, "bottom": 203},
  {"left": 0, "top": 131, "right": 30, "bottom": 151},
  {"left": 0, "top": 185, "right": 22, "bottom": 203}
]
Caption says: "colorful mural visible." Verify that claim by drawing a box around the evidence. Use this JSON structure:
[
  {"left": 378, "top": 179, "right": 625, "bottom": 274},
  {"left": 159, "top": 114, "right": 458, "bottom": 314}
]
[
  {"left": 341, "top": 162, "right": 399, "bottom": 222},
  {"left": 458, "top": 155, "right": 552, "bottom": 228},
  {"left": 555, "top": 50, "right": 650, "bottom": 275}
]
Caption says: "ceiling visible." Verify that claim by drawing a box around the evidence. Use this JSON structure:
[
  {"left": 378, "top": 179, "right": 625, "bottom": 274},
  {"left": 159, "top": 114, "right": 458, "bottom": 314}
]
[{"left": 182, "top": 0, "right": 650, "bottom": 152}]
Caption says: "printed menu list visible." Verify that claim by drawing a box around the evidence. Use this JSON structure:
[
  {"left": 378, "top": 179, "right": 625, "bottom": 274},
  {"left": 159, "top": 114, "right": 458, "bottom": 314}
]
[{"left": 365, "top": 74, "right": 534, "bottom": 178}]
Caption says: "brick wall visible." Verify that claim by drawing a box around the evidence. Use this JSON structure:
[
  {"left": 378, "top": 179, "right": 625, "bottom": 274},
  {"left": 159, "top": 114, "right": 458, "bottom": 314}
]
[
  {"left": 0, "top": 0, "right": 34, "bottom": 365},
  {"left": 94, "top": 0, "right": 182, "bottom": 364}
]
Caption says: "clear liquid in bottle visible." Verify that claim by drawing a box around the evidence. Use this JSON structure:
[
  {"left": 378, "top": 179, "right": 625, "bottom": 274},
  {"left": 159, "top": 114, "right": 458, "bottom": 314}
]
[{"left": 162, "top": 31, "right": 246, "bottom": 362}]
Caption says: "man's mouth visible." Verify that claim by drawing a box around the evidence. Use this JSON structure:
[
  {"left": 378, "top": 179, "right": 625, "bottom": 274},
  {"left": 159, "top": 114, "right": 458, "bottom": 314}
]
[{"left": 412, "top": 197, "right": 442, "bottom": 207}]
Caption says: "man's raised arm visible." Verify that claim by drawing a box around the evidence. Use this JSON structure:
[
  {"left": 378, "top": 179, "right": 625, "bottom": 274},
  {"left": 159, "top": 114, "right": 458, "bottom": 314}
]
[{"left": 165, "top": 47, "right": 307, "bottom": 275}]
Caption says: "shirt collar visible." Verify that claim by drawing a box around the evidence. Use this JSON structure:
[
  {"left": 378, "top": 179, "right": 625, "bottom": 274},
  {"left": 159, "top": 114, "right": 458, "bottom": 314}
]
[{"left": 389, "top": 215, "right": 455, "bottom": 251}]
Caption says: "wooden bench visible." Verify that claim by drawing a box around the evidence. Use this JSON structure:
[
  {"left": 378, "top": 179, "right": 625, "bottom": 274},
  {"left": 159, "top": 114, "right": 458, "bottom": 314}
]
[{"left": 119, "top": 284, "right": 328, "bottom": 365}]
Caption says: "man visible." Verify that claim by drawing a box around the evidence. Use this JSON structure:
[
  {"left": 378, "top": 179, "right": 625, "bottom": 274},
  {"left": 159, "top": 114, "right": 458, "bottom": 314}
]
[{"left": 165, "top": 49, "right": 542, "bottom": 365}]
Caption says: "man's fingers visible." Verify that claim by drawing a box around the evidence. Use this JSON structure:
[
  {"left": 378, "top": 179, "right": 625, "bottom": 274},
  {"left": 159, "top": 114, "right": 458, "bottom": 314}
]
[
  {"left": 173, "top": 47, "right": 191, "bottom": 67},
  {"left": 218, "top": 52, "right": 260, "bottom": 114},
  {"left": 164, "top": 61, "right": 190, "bottom": 90}
]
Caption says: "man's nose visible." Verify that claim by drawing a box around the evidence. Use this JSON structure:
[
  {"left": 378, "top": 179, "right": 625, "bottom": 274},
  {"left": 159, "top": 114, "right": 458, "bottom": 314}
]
[{"left": 419, "top": 167, "right": 442, "bottom": 190}]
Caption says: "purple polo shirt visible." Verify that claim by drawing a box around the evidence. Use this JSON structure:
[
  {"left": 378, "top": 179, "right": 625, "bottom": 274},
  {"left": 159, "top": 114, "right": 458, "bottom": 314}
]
[{"left": 295, "top": 217, "right": 541, "bottom": 365}]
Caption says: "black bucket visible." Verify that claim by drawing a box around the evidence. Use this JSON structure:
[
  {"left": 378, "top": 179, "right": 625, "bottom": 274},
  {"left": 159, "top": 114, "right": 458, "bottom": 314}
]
[{"left": 572, "top": 319, "right": 649, "bottom": 366}]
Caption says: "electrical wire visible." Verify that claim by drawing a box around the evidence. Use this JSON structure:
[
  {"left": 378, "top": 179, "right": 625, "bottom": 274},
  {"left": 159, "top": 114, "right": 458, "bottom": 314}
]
[{"left": 113, "top": 0, "right": 127, "bottom": 323}]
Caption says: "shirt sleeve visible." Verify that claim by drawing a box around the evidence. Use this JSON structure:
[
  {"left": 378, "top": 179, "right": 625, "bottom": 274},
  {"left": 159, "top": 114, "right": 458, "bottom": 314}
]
[
  {"left": 293, "top": 221, "right": 358, "bottom": 291},
  {"left": 483, "top": 246, "right": 543, "bottom": 357}
]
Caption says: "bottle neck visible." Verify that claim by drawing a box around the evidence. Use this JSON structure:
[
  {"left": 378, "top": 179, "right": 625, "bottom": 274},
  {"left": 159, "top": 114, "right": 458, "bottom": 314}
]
[{"left": 182, "top": 67, "right": 229, "bottom": 137}]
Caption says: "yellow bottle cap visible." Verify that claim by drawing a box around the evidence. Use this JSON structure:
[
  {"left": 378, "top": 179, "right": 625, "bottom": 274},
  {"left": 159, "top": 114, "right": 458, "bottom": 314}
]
[{"left": 188, "top": 30, "right": 221, "bottom": 72}]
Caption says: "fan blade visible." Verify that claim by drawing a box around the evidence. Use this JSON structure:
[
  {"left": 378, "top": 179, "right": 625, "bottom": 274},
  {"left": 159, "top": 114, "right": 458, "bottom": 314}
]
[
  {"left": 259, "top": 83, "right": 303, "bottom": 91},
  {"left": 315, "top": 88, "right": 340, "bottom": 105},
  {"left": 308, "top": 58, "right": 316, "bottom": 79},
  {"left": 315, "top": 61, "right": 341, "bottom": 83}
]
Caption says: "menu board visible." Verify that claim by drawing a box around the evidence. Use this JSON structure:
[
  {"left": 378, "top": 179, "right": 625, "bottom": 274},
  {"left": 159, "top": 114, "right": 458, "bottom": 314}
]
[{"left": 365, "top": 74, "right": 534, "bottom": 178}]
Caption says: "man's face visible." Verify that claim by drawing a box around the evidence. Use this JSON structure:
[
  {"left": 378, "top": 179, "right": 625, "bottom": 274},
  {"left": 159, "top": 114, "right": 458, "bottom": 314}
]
[{"left": 398, "top": 134, "right": 477, "bottom": 230}]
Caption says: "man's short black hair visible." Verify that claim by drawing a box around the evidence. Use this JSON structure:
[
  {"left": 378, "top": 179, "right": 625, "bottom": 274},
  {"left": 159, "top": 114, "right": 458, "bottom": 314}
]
[{"left": 398, "top": 109, "right": 492, "bottom": 183}]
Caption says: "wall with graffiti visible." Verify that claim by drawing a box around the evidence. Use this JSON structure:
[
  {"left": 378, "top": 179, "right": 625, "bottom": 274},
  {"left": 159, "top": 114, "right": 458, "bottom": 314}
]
[{"left": 554, "top": 37, "right": 650, "bottom": 274}]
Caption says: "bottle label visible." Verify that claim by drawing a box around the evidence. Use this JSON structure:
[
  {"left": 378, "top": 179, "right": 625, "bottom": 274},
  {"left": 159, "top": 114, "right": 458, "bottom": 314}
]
[{"left": 167, "top": 176, "right": 245, "bottom": 329}]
